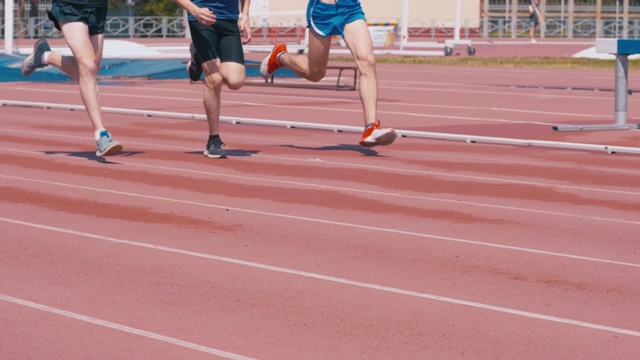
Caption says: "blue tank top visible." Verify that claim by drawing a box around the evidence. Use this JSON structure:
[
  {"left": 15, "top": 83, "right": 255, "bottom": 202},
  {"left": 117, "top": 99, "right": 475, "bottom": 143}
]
[{"left": 188, "top": 0, "right": 239, "bottom": 22}]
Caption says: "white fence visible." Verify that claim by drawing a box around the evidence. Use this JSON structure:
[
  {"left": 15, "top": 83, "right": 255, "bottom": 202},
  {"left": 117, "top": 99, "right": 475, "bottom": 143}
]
[{"left": 3, "top": 3, "right": 640, "bottom": 40}]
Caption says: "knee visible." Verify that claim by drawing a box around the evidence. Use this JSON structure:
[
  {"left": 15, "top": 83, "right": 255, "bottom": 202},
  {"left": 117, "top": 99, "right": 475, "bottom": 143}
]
[
  {"left": 357, "top": 54, "right": 376, "bottom": 74},
  {"left": 226, "top": 82, "right": 243, "bottom": 91},
  {"left": 308, "top": 69, "right": 326, "bottom": 83},
  {"left": 205, "top": 73, "right": 224, "bottom": 89},
  {"left": 225, "top": 77, "right": 245, "bottom": 90},
  {"left": 77, "top": 58, "right": 98, "bottom": 77}
]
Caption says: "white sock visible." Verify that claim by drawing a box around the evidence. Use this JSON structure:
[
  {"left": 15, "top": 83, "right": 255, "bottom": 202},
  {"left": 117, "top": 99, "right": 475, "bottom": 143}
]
[
  {"left": 41, "top": 51, "right": 51, "bottom": 65},
  {"left": 277, "top": 52, "right": 286, "bottom": 66},
  {"left": 95, "top": 129, "right": 107, "bottom": 140}
]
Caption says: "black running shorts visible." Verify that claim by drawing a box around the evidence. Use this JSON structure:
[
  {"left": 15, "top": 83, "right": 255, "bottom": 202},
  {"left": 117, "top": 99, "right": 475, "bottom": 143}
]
[
  {"left": 48, "top": 2, "right": 108, "bottom": 36},
  {"left": 189, "top": 19, "right": 245, "bottom": 64}
]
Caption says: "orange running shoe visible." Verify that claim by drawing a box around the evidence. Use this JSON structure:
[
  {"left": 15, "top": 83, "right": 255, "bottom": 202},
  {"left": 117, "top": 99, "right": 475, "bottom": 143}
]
[
  {"left": 359, "top": 120, "right": 397, "bottom": 147},
  {"left": 260, "top": 43, "right": 288, "bottom": 80}
]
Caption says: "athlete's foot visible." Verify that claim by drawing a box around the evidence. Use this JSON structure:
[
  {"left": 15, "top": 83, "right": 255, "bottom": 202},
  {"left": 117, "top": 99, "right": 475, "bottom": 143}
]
[
  {"left": 260, "top": 43, "right": 288, "bottom": 80},
  {"left": 22, "top": 39, "right": 51, "bottom": 76},
  {"left": 359, "top": 120, "right": 397, "bottom": 147}
]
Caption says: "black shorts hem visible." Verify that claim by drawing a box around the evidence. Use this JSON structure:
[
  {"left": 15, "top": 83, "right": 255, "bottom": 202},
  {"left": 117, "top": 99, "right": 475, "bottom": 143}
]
[
  {"left": 189, "top": 20, "right": 245, "bottom": 64},
  {"left": 48, "top": 3, "right": 107, "bottom": 36}
]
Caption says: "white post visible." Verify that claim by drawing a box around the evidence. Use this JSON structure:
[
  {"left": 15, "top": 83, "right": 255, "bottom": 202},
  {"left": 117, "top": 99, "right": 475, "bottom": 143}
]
[
  {"left": 400, "top": 0, "right": 409, "bottom": 51},
  {"left": 616, "top": 0, "right": 620, "bottom": 36},
  {"left": 261, "top": 0, "right": 269, "bottom": 27},
  {"left": 561, "top": 0, "right": 565, "bottom": 38},
  {"left": 5, "top": 0, "right": 15, "bottom": 54},
  {"left": 505, "top": 0, "right": 509, "bottom": 21},
  {"left": 454, "top": 0, "right": 461, "bottom": 41}
]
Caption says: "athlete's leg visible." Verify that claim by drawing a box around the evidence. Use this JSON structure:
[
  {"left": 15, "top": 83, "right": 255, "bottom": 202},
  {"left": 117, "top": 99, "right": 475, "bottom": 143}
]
[
  {"left": 202, "top": 61, "right": 245, "bottom": 136},
  {"left": 220, "top": 62, "right": 245, "bottom": 90},
  {"left": 46, "top": 52, "right": 80, "bottom": 81},
  {"left": 201, "top": 59, "right": 224, "bottom": 136},
  {"left": 342, "top": 19, "right": 377, "bottom": 126},
  {"left": 279, "top": 30, "right": 332, "bottom": 82},
  {"left": 54, "top": 22, "right": 105, "bottom": 131},
  {"left": 217, "top": 20, "right": 246, "bottom": 91}
]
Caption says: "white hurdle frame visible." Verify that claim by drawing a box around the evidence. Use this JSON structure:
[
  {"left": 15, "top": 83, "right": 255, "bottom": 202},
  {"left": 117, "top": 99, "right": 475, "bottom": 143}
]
[
  {"left": 2, "top": 99, "right": 640, "bottom": 155},
  {"left": 553, "top": 38, "right": 640, "bottom": 131}
]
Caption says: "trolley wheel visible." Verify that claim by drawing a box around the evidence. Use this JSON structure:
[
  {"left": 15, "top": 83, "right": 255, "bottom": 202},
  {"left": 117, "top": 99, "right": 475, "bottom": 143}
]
[
  {"left": 467, "top": 46, "right": 476, "bottom": 56},
  {"left": 444, "top": 46, "right": 453, "bottom": 56}
]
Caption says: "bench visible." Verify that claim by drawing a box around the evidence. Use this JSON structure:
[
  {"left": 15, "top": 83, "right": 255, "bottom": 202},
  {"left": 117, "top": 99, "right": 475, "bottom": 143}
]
[
  {"left": 244, "top": 63, "right": 359, "bottom": 91},
  {"left": 553, "top": 38, "right": 640, "bottom": 131}
]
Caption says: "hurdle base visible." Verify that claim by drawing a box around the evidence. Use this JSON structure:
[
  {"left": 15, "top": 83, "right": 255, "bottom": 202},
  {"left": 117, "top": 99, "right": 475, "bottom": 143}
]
[{"left": 552, "top": 124, "right": 640, "bottom": 132}]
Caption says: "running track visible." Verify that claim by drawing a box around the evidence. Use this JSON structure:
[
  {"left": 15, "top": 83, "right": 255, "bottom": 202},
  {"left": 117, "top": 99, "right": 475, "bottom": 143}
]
[{"left": 1, "top": 62, "right": 639, "bottom": 359}]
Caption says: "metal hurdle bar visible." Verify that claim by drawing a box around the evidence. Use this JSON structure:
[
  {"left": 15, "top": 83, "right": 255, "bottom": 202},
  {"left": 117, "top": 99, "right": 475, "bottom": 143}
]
[{"left": 3, "top": 99, "right": 640, "bottom": 155}]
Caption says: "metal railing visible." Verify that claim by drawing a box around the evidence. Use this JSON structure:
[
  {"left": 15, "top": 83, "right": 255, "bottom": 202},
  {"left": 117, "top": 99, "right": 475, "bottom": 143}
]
[{"left": 3, "top": 3, "right": 640, "bottom": 40}]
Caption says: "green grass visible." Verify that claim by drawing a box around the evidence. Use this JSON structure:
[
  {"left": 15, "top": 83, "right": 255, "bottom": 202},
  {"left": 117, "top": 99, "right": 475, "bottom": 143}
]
[{"left": 330, "top": 56, "right": 640, "bottom": 71}]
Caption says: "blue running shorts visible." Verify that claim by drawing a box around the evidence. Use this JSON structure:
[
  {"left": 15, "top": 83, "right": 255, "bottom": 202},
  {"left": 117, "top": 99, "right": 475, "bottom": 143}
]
[{"left": 307, "top": 0, "right": 366, "bottom": 37}]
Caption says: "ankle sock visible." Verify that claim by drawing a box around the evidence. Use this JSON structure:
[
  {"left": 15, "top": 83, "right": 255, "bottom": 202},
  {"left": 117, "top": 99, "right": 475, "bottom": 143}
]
[
  {"left": 95, "top": 129, "right": 108, "bottom": 140},
  {"left": 364, "top": 122, "right": 375, "bottom": 130},
  {"left": 41, "top": 51, "right": 50, "bottom": 65},
  {"left": 276, "top": 52, "right": 286, "bottom": 66}
]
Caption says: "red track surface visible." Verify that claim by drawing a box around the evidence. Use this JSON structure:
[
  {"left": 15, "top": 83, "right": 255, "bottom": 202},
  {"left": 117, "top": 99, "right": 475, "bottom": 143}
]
[{"left": 1, "top": 59, "right": 640, "bottom": 359}]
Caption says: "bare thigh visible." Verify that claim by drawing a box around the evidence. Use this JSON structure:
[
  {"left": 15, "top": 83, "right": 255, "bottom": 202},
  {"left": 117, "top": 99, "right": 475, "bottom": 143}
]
[
  {"left": 220, "top": 61, "right": 246, "bottom": 88},
  {"left": 342, "top": 19, "right": 373, "bottom": 63},
  {"left": 307, "top": 29, "right": 333, "bottom": 74},
  {"left": 60, "top": 21, "right": 103, "bottom": 65}
]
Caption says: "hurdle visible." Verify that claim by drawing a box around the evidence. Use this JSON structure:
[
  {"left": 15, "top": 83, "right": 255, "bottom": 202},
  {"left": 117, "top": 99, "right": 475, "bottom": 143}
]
[
  {"left": 245, "top": 63, "right": 359, "bottom": 91},
  {"left": 553, "top": 38, "right": 640, "bottom": 131},
  {"left": 4, "top": 99, "right": 640, "bottom": 155}
]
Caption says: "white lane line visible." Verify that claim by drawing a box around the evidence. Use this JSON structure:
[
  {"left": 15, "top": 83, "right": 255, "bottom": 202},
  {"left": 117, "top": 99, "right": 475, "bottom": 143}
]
[
  {"left": 7, "top": 86, "right": 610, "bottom": 123},
  {"left": 379, "top": 84, "right": 635, "bottom": 102},
  {"left": 11, "top": 144, "right": 637, "bottom": 227},
  {"left": 238, "top": 101, "right": 557, "bottom": 126},
  {"left": 0, "top": 294, "right": 255, "bottom": 359},
  {"left": 379, "top": 67, "right": 613, "bottom": 77},
  {"left": 250, "top": 153, "right": 640, "bottom": 197},
  {"left": 101, "top": 86, "right": 610, "bottom": 119},
  {"left": 2, "top": 145, "right": 640, "bottom": 228},
  {"left": 112, "top": 160, "right": 640, "bottom": 226},
  {"left": 5, "top": 90, "right": 550, "bottom": 126},
  {"left": 105, "top": 84, "right": 614, "bottom": 118},
  {"left": 2, "top": 115, "right": 639, "bottom": 178},
  {"left": 1, "top": 176, "right": 639, "bottom": 269},
  {"left": 2, "top": 218, "right": 639, "bottom": 338},
  {"left": 2, "top": 131, "right": 639, "bottom": 197}
]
